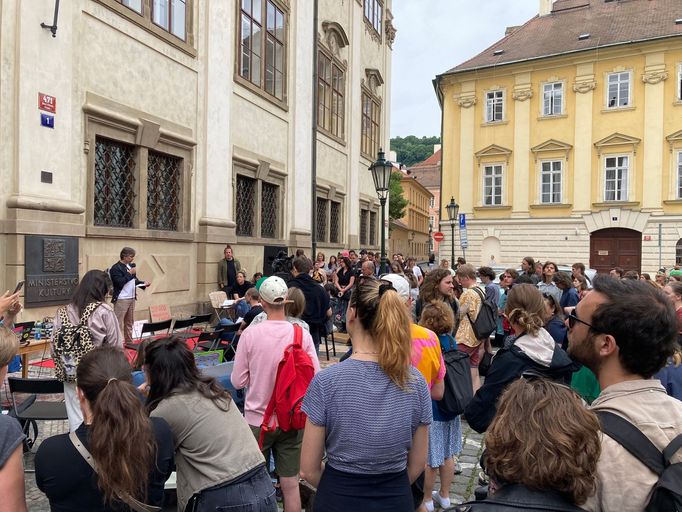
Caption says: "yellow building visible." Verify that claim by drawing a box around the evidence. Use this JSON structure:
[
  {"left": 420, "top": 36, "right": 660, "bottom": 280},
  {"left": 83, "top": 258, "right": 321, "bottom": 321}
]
[
  {"left": 389, "top": 171, "right": 433, "bottom": 260},
  {"left": 436, "top": 0, "right": 682, "bottom": 273}
]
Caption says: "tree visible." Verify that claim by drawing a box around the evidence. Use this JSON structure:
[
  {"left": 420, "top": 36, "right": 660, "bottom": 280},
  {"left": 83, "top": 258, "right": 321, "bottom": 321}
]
[
  {"left": 390, "top": 135, "right": 441, "bottom": 167},
  {"left": 389, "top": 171, "right": 408, "bottom": 222}
]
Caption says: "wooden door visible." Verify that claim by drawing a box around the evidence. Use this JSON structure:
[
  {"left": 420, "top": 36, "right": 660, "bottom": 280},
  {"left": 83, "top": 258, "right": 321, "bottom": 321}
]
[{"left": 589, "top": 228, "right": 641, "bottom": 275}]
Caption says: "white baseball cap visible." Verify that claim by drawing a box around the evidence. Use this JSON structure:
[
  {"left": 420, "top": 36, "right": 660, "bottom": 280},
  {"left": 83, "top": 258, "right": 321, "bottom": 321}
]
[
  {"left": 258, "top": 276, "right": 289, "bottom": 305},
  {"left": 380, "top": 274, "right": 411, "bottom": 303}
]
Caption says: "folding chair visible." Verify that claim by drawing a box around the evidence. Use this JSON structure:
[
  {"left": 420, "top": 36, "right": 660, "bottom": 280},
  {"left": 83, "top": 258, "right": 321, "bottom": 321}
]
[
  {"left": 194, "top": 330, "right": 224, "bottom": 352},
  {"left": 191, "top": 313, "right": 213, "bottom": 331},
  {"left": 321, "top": 326, "right": 337, "bottom": 361},
  {"left": 170, "top": 317, "right": 196, "bottom": 340},
  {"left": 125, "top": 318, "right": 173, "bottom": 351},
  {"left": 208, "top": 291, "right": 229, "bottom": 322},
  {"left": 8, "top": 377, "right": 68, "bottom": 452}
]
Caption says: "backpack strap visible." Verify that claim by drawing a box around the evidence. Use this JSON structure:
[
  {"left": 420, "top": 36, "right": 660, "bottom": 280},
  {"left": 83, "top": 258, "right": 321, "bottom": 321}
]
[
  {"left": 662, "top": 433, "right": 682, "bottom": 465},
  {"left": 466, "top": 287, "right": 485, "bottom": 325},
  {"left": 597, "top": 411, "right": 665, "bottom": 475},
  {"left": 79, "top": 301, "right": 102, "bottom": 325}
]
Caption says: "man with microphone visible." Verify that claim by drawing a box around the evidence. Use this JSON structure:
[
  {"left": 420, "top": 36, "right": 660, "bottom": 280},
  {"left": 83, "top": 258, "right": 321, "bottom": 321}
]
[{"left": 110, "top": 247, "right": 151, "bottom": 345}]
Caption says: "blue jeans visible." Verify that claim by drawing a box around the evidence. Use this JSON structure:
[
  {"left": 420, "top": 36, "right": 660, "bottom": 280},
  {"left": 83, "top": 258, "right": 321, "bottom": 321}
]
[{"left": 187, "top": 465, "right": 277, "bottom": 512}]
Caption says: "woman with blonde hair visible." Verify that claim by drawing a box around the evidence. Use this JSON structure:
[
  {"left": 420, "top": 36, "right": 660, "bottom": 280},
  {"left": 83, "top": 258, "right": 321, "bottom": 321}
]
[
  {"left": 461, "top": 377, "right": 601, "bottom": 510},
  {"left": 464, "top": 284, "right": 576, "bottom": 433},
  {"left": 300, "top": 277, "right": 431, "bottom": 511}
]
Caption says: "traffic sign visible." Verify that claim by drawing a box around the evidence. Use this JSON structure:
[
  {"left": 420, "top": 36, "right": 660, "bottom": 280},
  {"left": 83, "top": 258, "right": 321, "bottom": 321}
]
[{"left": 433, "top": 232, "right": 445, "bottom": 242}]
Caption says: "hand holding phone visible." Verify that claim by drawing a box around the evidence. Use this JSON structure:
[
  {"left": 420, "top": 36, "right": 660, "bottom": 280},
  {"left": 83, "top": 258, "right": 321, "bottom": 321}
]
[{"left": 13, "top": 281, "right": 24, "bottom": 294}]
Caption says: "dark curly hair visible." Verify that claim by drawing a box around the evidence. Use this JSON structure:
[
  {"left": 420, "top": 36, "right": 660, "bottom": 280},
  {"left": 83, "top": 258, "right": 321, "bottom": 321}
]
[
  {"left": 591, "top": 276, "right": 677, "bottom": 378},
  {"left": 486, "top": 377, "right": 601, "bottom": 505}
]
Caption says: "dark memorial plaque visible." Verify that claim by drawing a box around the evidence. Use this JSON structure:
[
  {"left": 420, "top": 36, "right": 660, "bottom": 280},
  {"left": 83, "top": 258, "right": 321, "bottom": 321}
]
[{"left": 25, "top": 235, "right": 79, "bottom": 306}]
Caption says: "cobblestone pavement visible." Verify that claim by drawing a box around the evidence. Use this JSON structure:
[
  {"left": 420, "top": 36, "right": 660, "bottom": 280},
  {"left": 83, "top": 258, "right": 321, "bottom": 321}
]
[{"left": 17, "top": 335, "right": 484, "bottom": 511}]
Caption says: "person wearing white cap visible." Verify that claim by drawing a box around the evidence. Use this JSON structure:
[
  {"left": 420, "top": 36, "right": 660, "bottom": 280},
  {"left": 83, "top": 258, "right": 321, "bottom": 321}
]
[{"left": 232, "top": 276, "right": 320, "bottom": 512}]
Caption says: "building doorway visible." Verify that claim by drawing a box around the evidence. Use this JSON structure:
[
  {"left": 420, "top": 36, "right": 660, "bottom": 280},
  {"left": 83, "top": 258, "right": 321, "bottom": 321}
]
[{"left": 589, "top": 228, "right": 641, "bottom": 275}]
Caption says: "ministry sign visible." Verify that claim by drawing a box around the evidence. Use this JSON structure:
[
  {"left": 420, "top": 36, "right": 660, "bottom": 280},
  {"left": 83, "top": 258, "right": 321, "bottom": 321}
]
[{"left": 25, "top": 236, "right": 79, "bottom": 306}]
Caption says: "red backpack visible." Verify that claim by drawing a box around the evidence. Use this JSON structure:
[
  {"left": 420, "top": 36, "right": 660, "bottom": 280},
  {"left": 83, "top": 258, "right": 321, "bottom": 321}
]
[{"left": 259, "top": 324, "right": 315, "bottom": 448}]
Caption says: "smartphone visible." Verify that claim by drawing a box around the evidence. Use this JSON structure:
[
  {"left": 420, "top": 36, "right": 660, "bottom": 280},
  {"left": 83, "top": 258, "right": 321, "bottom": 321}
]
[{"left": 13, "top": 281, "right": 24, "bottom": 294}]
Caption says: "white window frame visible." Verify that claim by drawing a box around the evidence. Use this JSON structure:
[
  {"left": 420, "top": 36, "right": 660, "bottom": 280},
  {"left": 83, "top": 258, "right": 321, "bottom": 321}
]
[
  {"left": 429, "top": 196, "right": 435, "bottom": 208},
  {"left": 485, "top": 90, "right": 504, "bottom": 123},
  {"left": 603, "top": 154, "right": 629, "bottom": 202},
  {"left": 677, "top": 151, "right": 682, "bottom": 199},
  {"left": 606, "top": 71, "right": 631, "bottom": 109},
  {"left": 542, "top": 82, "right": 563, "bottom": 116},
  {"left": 482, "top": 164, "right": 504, "bottom": 206},
  {"left": 539, "top": 160, "right": 563, "bottom": 204}
]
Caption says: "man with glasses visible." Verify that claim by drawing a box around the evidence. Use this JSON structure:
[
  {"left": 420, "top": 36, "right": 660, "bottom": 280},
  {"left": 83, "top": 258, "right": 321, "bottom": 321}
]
[{"left": 566, "top": 277, "right": 682, "bottom": 512}]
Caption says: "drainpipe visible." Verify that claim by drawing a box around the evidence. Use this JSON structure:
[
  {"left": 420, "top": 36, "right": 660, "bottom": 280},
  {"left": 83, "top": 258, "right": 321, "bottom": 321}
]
[
  {"left": 433, "top": 76, "right": 445, "bottom": 259},
  {"left": 311, "top": 0, "right": 319, "bottom": 258}
]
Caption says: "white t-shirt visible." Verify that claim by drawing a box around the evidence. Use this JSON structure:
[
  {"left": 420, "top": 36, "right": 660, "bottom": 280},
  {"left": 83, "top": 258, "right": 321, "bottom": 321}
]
[{"left": 117, "top": 265, "right": 136, "bottom": 300}]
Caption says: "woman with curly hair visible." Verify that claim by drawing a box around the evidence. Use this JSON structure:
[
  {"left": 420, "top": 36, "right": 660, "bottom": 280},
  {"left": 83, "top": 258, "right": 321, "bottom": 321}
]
[
  {"left": 415, "top": 268, "right": 458, "bottom": 324},
  {"left": 300, "top": 277, "right": 431, "bottom": 511},
  {"left": 460, "top": 377, "right": 601, "bottom": 510},
  {"left": 464, "top": 284, "right": 576, "bottom": 433}
]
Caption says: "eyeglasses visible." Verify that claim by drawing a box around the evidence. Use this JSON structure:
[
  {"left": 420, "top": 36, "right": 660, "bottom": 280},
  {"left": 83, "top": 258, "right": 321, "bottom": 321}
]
[{"left": 567, "top": 309, "right": 600, "bottom": 332}]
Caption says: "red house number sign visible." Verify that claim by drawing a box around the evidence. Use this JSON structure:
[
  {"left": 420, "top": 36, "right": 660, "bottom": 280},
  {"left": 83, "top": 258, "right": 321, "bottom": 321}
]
[{"left": 38, "top": 93, "right": 56, "bottom": 114}]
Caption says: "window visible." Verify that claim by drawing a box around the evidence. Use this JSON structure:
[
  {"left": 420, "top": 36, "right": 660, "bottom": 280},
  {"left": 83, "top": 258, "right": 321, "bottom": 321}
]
[
  {"left": 607, "top": 71, "right": 630, "bottom": 108},
  {"left": 678, "top": 64, "right": 682, "bottom": 101},
  {"left": 238, "top": 0, "right": 286, "bottom": 101},
  {"left": 316, "top": 198, "right": 327, "bottom": 242},
  {"left": 369, "top": 211, "right": 377, "bottom": 246},
  {"left": 94, "top": 138, "right": 137, "bottom": 228},
  {"left": 429, "top": 196, "right": 435, "bottom": 208},
  {"left": 543, "top": 82, "right": 563, "bottom": 116},
  {"left": 147, "top": 151, "right": 181, "bottom": 230},
  {"left": 540, "top": 161, "right": 562, "bottom": 204},
  {"left": 676, "top": 238, "right": 682, "bottom": 266},
  {"left": 361, "top": 90, "right": 381, "bottom": 158},
  {"left": 93, "top": 137, "right": 186, "bottom": 231},
  {"left": 119, "top": 0, "right": 142, "bottom": 13},
  {"left": 317, "top": 51, "right": 345, "bottom": 139},
  {"left": 363, "top": 0, "right": 382, "bottom": 34},
  {"left": 483, "top": 164, "right": 503, "bottom": 205},
  {"left": 677, "top": 151, "right": 682, "bottom": 199},
  {"left": 316, "top": 197, "right": 342, "bottom": 244},
  {"left": 106, "top": 0, "right": 190, "bottom": 43},
  {"left": 604, "top": 156, "right": 629, "bottom": 201},
  {"left": 330, "top": 201, "right": 341, "bottom": 244},
  {"left": 485, "top": 91, "right": 504, "bottom": 122},
  {"left": 235, "top": 173, "right": 281, "bottom": 239},
  {"left": 360, "top": 209, "right": 369, "bottom": 246}
]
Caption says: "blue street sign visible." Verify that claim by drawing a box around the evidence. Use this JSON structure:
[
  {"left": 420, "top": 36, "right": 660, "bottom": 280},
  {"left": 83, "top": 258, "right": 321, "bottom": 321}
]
[
  {"left": 459, "top": 213, "right": 466, "bottom": 228},
  {"left": 41, "top": 113, "right": 55, "bottom": 129}
]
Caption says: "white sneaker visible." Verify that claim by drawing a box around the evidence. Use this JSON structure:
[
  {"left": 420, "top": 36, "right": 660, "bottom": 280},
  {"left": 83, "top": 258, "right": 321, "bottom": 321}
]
[
  {"left": 432, "top": 491, "right": 451, "bottom": 509},
  {"left": 423, "top": 500, "right": 435, "bottom": 512}
]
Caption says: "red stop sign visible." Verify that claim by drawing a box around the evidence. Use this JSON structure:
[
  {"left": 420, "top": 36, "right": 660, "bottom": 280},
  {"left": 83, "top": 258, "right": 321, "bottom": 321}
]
[{"left": 433, "top": 232, "right": 445, "bottom": 242}]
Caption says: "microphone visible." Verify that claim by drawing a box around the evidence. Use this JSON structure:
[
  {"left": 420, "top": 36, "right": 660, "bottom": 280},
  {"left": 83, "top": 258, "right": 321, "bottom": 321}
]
[{"left": 129, "top": 263, "right": 136, "bottom": 268}]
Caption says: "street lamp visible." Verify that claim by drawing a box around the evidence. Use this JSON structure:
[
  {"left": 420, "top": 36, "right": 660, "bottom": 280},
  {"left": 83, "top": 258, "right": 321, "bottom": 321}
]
[
  {"left": 369, "top": 148, "right": 393, "bottom": 274},
  {"left": 446, "top": 197, "right": 459, "bottom": 267}
]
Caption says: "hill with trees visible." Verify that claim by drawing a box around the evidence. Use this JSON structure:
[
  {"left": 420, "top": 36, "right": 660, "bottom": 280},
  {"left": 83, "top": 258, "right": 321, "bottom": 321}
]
[{"left": 390, "top": 135, "right": 441, "bottom": 167}]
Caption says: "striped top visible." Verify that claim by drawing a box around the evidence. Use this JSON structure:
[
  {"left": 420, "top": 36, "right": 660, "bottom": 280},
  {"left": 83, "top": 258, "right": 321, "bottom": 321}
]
[{"left": 302, "top": 359, "right": 432, "bottom": 474}]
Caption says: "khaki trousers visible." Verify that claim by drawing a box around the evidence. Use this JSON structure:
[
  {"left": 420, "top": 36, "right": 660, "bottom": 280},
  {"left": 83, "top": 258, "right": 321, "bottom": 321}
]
[{"left": 113, "top": 298, "right": 135, "bottom": 344}]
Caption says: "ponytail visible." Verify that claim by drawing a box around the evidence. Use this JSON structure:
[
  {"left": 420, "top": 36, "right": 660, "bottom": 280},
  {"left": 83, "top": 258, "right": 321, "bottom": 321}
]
[{"left": 372, "top": 289, "right": 412, "bottom": 389}]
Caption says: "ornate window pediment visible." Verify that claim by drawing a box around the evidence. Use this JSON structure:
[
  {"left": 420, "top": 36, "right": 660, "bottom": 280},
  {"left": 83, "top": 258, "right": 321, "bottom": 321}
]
[
  {"left": 666, "top": 129, "right": 682, "bottom": 152},
  {"left": 475, "top": 144, "right": 512, "bottom": 165},
  {"left": 321, "top": 21, "right": 349, "bottom": 57},
  {"left": 594, "top": 133, "right": 641, "bottom": 156},
  {"left": 364, "top": 68, "right": 384, "bottom": 94},
  {"left": 530, "top": 139, "right": 573, "bottom": 162}
]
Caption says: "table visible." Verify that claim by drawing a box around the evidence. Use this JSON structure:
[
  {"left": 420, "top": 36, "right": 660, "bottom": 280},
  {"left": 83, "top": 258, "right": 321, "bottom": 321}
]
[{"left": 17, "top": 339, "right": 51, "bottom": 378}]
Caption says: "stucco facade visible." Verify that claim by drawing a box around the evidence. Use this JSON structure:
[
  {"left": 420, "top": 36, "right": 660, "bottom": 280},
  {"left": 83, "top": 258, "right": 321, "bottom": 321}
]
[
  {"left": 436, "top": 0, "right": 682, "bottom": 273},
  {"left": 0, "top": 0, "right": 394, "bottom": 319}
]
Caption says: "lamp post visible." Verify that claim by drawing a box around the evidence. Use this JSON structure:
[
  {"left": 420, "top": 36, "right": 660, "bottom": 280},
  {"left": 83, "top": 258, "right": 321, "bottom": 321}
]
[
  {"left": 446, "top": 197, "right": 459, "bottom": 268},
  {"left": 369, "top": 148, "right": 393, "bottom": 274}
]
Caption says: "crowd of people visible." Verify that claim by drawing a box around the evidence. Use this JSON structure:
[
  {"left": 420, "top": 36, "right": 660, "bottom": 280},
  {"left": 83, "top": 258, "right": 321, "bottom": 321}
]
[{"left": 0, "top": 246, "right": 681, "bottom": 511}]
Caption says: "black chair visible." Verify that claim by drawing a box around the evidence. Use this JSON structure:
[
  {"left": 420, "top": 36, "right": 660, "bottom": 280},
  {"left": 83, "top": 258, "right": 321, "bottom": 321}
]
[
  {"left": 322, "top": 326, "right": 337, "bottom": 361},
  {"left": 194, "top": 330, "right": 225, "bottom": 352},
  {"left": 170, "top": 317, "right": 196, "bottom": 341},
  {"left": 8, "top": 377, "right": 68, "bottom": 451},
  {"left": 191, "top": 313, "right": 213, "bottom": 331},
  {"left": 125, "top": 318, "right": 173, "bottom": 351}
]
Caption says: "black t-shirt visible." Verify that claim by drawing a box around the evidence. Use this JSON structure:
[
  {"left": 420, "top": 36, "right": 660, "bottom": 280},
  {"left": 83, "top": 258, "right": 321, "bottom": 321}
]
[
  {"left": 231, "top": 281, "right": 253, "bottom": 299},
  {"left": 35, "top": 417, "right": 175, "bottom": 511},
  {"left": 242, "top": 305, "right": 264, "bottom": 328}
]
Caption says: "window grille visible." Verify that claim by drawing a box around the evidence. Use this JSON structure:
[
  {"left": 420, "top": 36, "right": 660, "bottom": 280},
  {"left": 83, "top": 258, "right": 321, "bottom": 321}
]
[
  {"left": 316, "top": 198, "right": 328, "bottom": 242},
  {"left": 369, "top": 211, "right": 377, "bottom": 246},
  {"left": 236, "top": 175, "right": 256, "bottom": 236},
  {"left": 261, "top": 182, "right": 278, "bottom": 238},
  {"left": 330, "top": 201, "right": 341, "bottom": 244},
  {"left": 360, "top": 209, "right": 369, "bottom": 246},
  {"left": 147, "top": 151, "right": 181, "bottom": 231},
  {"left": 94, "top": 138, "right": 136, "bottom": 228}
]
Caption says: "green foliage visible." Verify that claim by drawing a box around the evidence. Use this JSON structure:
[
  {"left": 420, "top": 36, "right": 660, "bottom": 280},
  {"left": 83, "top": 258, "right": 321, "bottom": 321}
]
[
  {"left": 390, "top": 135, "right": 441, "bottom": 167},
  {"left": 389, "top": 171, "right": 408, "bottom": 222}
]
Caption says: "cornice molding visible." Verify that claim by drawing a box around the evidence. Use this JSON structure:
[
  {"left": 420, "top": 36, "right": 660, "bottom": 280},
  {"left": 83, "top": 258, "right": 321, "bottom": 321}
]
[
  {"left": 512, "top": 85, "right": 533, "bottom": 101},
  {"left": 457, "top": 94, "right": 477, "bottom": 108}
]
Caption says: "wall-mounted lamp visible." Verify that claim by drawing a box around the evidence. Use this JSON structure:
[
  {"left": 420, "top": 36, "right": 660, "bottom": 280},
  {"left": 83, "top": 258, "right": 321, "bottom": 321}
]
[{"left": 41, "top": 0, "right": 60, "bottom": 38}]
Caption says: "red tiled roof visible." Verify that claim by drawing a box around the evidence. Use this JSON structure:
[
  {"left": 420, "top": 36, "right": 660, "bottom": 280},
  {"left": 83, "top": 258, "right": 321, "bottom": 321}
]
[
  {"left": 408, "top": 149, "right": 441, "bottom": 188},
  {"left": 411, "top": 149, "right": 442, "bottom": 168},
  {"left": 442, "top": 0, "right": 682, "bottom": 75}
]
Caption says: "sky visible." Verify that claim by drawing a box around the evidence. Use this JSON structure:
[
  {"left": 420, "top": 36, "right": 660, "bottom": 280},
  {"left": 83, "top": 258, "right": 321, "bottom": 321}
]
[{"left": 390, "top": 1, "right": 540, "bottom": 138}]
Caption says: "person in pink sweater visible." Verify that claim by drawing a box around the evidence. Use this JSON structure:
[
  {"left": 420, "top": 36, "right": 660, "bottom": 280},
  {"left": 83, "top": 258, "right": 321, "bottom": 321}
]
[{"left": 232, "top": 276, "right": 320, "bottom": 512}]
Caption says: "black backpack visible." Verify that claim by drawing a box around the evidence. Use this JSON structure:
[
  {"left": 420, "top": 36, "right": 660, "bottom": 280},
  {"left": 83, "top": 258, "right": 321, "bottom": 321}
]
[
  {"left": 598, "top": 411, "right": 682, "bottom": 512},
  {"left": 438, "top": 336, "right": 474, "bottom": 417},
  {"left": 466, "top": 287, "right": 497, "bottom": 340}
]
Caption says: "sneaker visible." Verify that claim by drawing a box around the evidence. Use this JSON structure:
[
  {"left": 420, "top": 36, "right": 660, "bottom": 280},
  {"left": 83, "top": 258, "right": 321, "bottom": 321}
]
[
  {"left": 454, "top": 461, "right": 462, "bottom": 475},
  {"left": 432, "top": 491, "right": 451, "bottom": 509},
  {"left": 332, "top": 325, "right": 338, "bottom": 332},
  {"left": 423, "top": 500, "right": 435, "bottom": 512}
]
